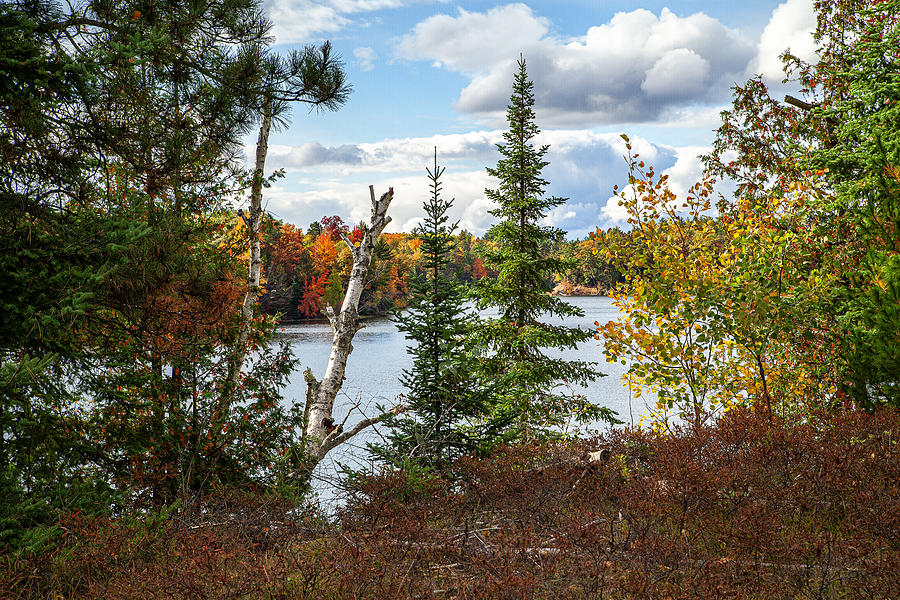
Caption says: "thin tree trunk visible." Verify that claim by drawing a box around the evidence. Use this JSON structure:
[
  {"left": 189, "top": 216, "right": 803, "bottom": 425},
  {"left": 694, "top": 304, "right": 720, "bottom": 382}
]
[
  {"left": 756, "top": 352, "right": 774, "bottom": 422},
  {"left": 215, "top": 98, "right": 270, "bottom": 429},
  {"left": 300, "top": 186, "right": 403, "bottom": 471}
]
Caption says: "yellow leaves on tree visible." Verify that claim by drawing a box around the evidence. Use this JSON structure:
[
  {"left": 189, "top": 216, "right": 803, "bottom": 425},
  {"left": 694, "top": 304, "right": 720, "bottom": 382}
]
[{"left": 595, "top": 136, "right": 838, "bottom": 430}]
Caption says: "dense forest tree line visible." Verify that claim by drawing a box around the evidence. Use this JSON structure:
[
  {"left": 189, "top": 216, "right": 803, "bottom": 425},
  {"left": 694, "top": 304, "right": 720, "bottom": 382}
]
[
  {"left": 254, "top": 215, "right": 624, "bottom": 321},
  {"left": 255, "top": 217, "right": 487, "bottom": 321}
]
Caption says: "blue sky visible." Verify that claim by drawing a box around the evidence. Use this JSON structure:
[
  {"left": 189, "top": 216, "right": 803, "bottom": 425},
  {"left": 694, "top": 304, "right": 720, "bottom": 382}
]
[{"left": 253, "top": 0, "right": 817, "bottom": 238}]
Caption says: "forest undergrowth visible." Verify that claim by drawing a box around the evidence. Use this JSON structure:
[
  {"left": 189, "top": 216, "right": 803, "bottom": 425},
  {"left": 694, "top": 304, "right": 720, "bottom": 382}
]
[{"left": 4, "top": 407, "right": 897, "bottom": 599}]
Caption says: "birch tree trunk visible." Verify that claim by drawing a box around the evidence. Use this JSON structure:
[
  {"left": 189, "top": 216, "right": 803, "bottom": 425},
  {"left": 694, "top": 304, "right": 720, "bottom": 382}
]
[
  {"left": 216, "top": 98, "right": 270, "bottom": 426},
  {"left": 300, "top": 186, "right": 403, "bottom": 471}
]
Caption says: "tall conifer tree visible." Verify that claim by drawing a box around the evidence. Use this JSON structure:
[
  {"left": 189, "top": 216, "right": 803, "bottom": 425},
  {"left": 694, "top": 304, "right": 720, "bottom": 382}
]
[
  {"left": 810, "top": 0, "right": 900, "bottom": 406},
  {"left": 470, "top": 57, "right": 615, "bottom": 437},
  {"left": 373, "top": 150, "right": 488, "bottom": 467}
]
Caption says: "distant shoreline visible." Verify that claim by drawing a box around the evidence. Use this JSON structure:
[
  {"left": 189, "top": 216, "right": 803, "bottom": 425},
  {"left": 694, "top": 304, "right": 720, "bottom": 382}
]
[
  {"left": 274, "top": 284, "right": 609, "bottom": 324},
  {"left": 550, "top": 282, "right": 607, "bottom": 297}
]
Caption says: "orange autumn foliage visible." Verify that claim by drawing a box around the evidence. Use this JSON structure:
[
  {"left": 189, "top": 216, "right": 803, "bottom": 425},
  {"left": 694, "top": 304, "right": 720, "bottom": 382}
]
[
  {"left": 142, "top": 276, "right": 243, "bottom": 356},
  {"left": 472, "top": 256, "right": 486, "bottom": 280},
  {"left": 270, "top": 224, "right": 305, "bottom": 277},
  {"left": 298, "top": 273, "right": 328, "bottom": 317},
  {"left": 310, "top": 232, "right": 338, "bottom": 273}
]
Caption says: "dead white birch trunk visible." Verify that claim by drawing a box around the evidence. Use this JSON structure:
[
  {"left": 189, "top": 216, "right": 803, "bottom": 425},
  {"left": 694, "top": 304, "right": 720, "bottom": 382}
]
[
  {"left": 300, "top": 186, "right": 403, "bottom": 469},
  {"left": 217, "top": 99, "right": 270, "bottom": 422}
]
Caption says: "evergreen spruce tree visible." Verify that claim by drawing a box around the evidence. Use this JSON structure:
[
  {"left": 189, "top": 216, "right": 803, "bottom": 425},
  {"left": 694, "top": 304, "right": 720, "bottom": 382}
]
[
  {"left": 470, "top": 57, "right": 616, "bottom": 437},
  {"left": 373, "top": 149, "right": 488, "bottom": 468},
  {"left": 808, "top": 0, "right": 900, "bottom": 407}
]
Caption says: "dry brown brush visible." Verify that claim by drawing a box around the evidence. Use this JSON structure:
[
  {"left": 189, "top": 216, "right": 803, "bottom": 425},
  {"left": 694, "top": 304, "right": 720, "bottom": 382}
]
[{"left": 2, "top": 408, "right": 898, "bottom": 599}]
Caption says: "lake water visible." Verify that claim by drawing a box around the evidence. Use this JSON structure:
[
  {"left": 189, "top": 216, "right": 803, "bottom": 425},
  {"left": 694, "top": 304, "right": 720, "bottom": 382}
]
[{"left": 276, "top": 296, "right": 645, "bottom": 495}]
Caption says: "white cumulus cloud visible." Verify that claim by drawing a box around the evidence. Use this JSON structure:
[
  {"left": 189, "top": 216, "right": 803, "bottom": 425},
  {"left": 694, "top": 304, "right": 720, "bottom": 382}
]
[
  {"left": 750, "top": 0, "right": 817, "bottom": 81},
  {"left": 265, "top": 0, "right": 421, "bottom": 44},
  {"left": 263, "top": 170, "right": 498, "bottom": 235},
  {"left": 254, "top": 130, "right": 695, "bottom": 238},
  {"left": 353, "top": 46, "right": 377, "bottom": 71},
  {"left": 641, "top": 49, "right": 710, "bottom": 99},
  {"left": 396, "top": 5, "right": 755, "bottom": 126},
  {"left": 396, "top": 4, "right": 550, "bottom": 75}
]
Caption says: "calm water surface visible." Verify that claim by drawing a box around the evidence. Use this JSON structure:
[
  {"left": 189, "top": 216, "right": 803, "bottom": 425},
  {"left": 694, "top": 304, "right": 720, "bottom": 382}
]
[{"left": 277, "top": 296, "right": 645, "bottom": 496}]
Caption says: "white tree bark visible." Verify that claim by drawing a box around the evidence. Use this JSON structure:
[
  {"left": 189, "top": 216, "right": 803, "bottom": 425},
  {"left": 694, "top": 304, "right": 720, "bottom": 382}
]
[
  {"left": 301, "top": 186, "right": 403, "bottom": 467},
  {"left": 217, "top": 99, "right": 270, "bottom": 422},
  {"left": 240, "top": 103, "right": 269, "bottom": 342}
]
